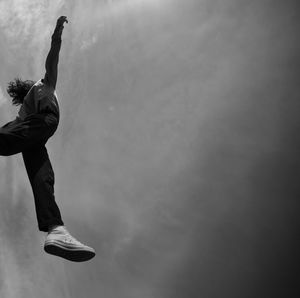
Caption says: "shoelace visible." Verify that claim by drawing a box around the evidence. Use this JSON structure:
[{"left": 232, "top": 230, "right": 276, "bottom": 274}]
[
  {"left": 64, "top": 233, "right": 85, "bottom": 246},
  {"left": 50, "top": 227, "right": 86, "bottom": 246}
]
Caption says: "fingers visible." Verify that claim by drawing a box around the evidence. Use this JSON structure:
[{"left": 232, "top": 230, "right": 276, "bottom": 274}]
[
  {"left": 57, "top": 16, "right": 68, "bottom": 26},
  {"left": 62, "top": 16, "right": 68, "bottom": 24}
]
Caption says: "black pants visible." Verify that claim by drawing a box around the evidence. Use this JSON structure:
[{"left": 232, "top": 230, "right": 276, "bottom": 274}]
[{"left": 0, "top": 113, "right": 64, "bottom": 232}]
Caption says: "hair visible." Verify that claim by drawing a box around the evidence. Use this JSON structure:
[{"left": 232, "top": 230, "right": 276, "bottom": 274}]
[{"left": 6, "top": 78, "right": 35, "bottom": 106}]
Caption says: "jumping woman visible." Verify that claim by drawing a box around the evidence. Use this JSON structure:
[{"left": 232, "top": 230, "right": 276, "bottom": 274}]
[{"left": 0, "top": 16, "right": 95, "bottom": 262}]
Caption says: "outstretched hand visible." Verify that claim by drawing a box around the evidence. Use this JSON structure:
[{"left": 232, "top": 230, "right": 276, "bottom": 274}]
[
  {"left": 54, "top": 16, "right": 68, "bottom": 35},
  {"left": 57, "top": 16, "right": 68, "bottom": 27}
]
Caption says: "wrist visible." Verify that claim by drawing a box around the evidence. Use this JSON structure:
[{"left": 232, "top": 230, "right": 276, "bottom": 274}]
[{"left": 52, "top": 27, "right": 63, "bottom": 38}]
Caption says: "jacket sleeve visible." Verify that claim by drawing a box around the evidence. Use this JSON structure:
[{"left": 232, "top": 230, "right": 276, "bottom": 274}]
[{"left": 43, "top": 27, "right": 63, "bottom": 89}]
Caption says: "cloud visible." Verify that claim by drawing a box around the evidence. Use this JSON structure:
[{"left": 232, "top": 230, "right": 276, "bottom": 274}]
[
  {"left": 70, "top": 0, "right": 170, "bottom": 52},
  {"left": 0, "top": 86, "right": 7, "bottom": 107},
  {"left": 0, "top": 0, "right": 65, "bottom": 76},
  {"left": 0, "top": 0, "right": 63, "bottom": 42},
  {"left": 0, "top": 244, "right": 23, "bottom": 298},
  {"left": 80, "top": 34, "right": 98, "bottom": 51}
]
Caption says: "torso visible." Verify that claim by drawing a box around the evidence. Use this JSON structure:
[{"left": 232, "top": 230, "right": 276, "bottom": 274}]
[{"left": 18, "top": 79, "right": 60, "bottom": 121}]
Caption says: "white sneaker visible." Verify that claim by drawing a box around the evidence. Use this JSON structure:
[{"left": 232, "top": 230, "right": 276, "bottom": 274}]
[{"left": 44, "top": 226, "right": 96, "bottom": 262}]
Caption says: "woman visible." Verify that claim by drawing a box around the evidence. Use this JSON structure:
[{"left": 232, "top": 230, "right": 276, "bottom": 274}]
[{"left": 0, "top": 16, "right": 95, "bottom": 262}]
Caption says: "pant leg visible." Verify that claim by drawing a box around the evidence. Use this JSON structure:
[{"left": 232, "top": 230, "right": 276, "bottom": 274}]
[
  {"left": 22, "top": 144, "right": 64, "bottom": 232},
  {"left": 0, "top": 113, "right": 63, "bottom": 232},
  {"left": 0, "top": 114, "right": 56, "bottom": 156}
]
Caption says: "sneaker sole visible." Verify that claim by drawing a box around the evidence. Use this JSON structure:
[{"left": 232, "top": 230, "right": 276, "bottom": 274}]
[{"left": 44, "top": 241, "right": 95, "bottom": 262}]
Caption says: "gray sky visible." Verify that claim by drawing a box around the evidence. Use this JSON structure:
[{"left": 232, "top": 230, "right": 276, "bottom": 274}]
[{"left": 0, "top": 0, "right": 300, "bottom": 297}]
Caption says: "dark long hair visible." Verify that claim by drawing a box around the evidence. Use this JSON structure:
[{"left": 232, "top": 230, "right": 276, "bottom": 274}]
[{"left": 6, "top": 78, "right": 35, "bottom": 106}]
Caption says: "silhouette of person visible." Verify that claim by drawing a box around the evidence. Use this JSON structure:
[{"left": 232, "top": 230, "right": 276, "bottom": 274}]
[{"left": 0, "top": 16, "right": 95, "bottom": 262}]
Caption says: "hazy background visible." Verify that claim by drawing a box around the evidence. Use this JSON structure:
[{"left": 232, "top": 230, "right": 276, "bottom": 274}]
[{"left": 0, "top": 0, "right": 300, "bottom": 297}]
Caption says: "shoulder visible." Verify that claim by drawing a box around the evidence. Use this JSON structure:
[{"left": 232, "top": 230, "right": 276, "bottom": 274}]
[
  {"left": 31, "top": 79, "right": 43, "bottom": 88},
  {"left": 42, "top": 77, "right": 56, "bottom": 91},
  {"left": 40, "top": 78, "right": 56, "bottom": 95}
]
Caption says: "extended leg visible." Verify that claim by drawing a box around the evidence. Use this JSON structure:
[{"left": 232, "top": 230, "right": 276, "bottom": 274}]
[{"left": 22, "top": 144, "right": 64, "bottom": 232}]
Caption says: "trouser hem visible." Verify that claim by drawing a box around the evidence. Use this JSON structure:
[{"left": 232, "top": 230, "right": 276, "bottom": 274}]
[{"left": 39, "top": 219, "right": 64, "bottom": 232}]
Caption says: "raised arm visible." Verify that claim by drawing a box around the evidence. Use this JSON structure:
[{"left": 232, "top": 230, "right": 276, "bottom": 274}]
[{"left": 43, "top": 16, "right": 68, "bottom": 89}]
